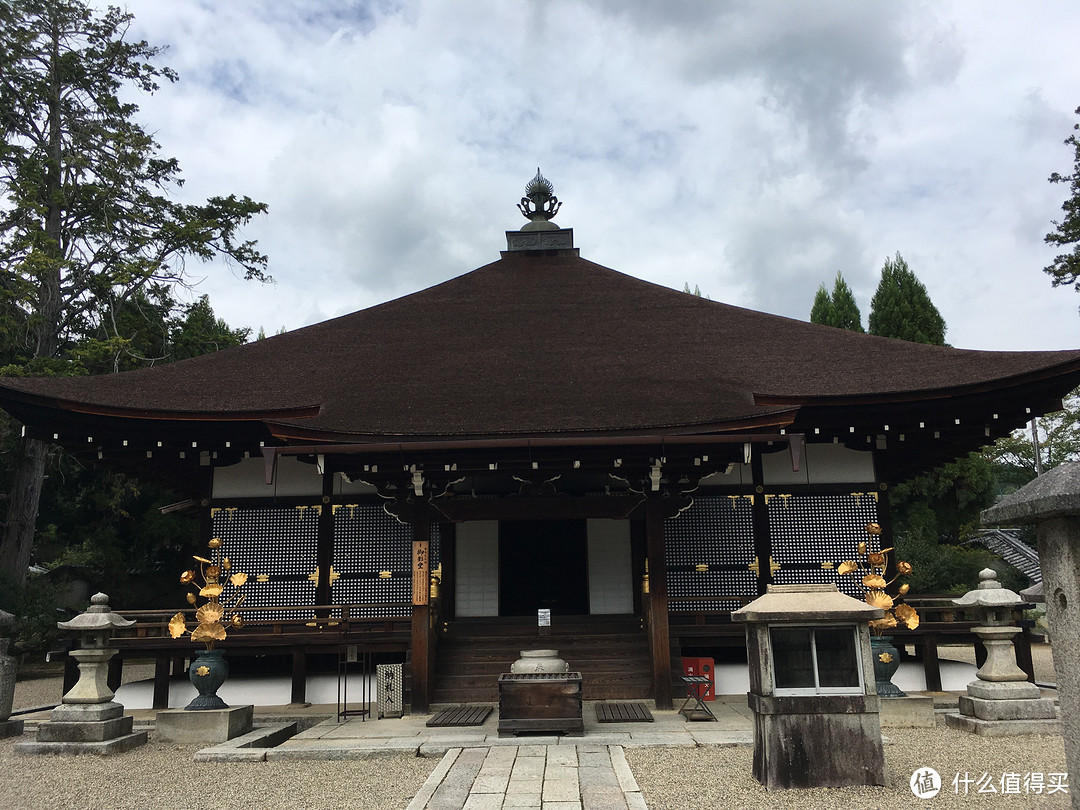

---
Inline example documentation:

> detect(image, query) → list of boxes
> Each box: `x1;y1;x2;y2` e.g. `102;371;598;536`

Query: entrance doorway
499;520;588;616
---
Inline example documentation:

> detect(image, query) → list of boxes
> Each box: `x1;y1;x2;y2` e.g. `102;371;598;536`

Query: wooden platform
595;702;654;723
426;706;493;728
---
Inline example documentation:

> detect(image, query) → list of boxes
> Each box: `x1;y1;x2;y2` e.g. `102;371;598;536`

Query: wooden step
432;617;653;703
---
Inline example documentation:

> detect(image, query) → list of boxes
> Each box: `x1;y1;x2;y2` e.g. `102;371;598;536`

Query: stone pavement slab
407;744;646;810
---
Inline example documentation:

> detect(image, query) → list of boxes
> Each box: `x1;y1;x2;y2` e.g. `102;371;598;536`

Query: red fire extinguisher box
682;656;716;701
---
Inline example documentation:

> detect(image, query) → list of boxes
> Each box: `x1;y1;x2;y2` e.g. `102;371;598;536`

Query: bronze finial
517;167;561;225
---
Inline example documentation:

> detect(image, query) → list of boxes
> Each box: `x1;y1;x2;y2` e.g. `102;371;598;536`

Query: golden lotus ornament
168;613;188;639
170;536;250;651
831;522;919;637
865;590;894;610
191;622;227;643
862;574;887;589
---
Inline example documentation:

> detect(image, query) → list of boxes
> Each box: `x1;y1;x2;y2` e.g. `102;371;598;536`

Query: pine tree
868;253;946;345
810;284;832;325
0;0;268;585
1044;106;1080;292
809;273;864;331
828;273;864;332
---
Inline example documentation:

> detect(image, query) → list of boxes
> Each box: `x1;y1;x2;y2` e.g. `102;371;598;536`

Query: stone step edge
193;722;299;762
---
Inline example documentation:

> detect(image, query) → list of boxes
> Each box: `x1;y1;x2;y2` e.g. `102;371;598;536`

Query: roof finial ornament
517;168;561;231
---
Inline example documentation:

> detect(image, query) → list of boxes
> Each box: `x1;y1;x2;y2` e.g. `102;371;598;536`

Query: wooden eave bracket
788;432;805;472
263;446;278;485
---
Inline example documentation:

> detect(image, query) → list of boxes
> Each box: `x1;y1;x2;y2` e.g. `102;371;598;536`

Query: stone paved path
406;744;645;810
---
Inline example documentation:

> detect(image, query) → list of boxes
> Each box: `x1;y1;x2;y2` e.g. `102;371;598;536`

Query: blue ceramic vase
186;649;229;710
870;636;906;697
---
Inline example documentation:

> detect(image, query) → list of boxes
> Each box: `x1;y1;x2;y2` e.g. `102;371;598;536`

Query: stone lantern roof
731;583;884;623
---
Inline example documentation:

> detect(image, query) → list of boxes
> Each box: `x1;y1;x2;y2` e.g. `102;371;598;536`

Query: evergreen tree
810;284;831;325
0;0;268;585
1044;106;1080;292
862;253;998;590
808;273;864;331
828;273;864;332
868;253;946;345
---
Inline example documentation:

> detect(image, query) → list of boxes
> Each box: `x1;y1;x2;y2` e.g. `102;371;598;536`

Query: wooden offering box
497;672;584;737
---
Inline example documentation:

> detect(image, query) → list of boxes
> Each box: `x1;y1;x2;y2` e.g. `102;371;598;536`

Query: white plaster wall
212;456;324;499
455;520;499;617
761;443;876;485
587;519;633;614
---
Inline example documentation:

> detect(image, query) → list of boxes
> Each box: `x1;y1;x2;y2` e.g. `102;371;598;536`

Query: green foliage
984;386;1080;494
893;531;1026;595
1044;106;1080;292
810;284;831;325
868;252;946;344
681;282;709;299
808;273;864;331
891;452;998;543
0;0;267;586
0;569;66;656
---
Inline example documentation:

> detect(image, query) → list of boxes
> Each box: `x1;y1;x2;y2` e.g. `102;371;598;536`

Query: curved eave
0;386;321;423
753;356;1080;408
261;409;801;446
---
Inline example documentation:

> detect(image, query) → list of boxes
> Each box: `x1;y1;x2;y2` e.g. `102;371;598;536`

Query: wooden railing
111;602;412;647
664;595;1038;692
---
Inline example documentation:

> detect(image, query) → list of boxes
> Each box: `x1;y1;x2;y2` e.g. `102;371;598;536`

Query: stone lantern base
945;681;1059;736
14;702;148;756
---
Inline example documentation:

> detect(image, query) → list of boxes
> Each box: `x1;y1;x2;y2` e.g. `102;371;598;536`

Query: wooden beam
645;496;673;709
435;496;644;523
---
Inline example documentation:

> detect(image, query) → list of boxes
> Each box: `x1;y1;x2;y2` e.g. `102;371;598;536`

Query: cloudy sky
114;0;1080;352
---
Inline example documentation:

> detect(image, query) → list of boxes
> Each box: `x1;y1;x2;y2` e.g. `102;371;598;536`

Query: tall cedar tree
867;253;997;589
868;252;947;345
809;272;864;331
0;0;268;585
1044;106;1080;292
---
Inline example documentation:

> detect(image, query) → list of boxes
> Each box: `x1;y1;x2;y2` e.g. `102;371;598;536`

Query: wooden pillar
291;650;308;704
920;634;942;692
153;654;171;710
749;450;772;595
411;516;432;713
645;496;673;710
315;474;335;611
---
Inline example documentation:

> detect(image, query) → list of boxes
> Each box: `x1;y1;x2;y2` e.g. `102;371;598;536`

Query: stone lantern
15;593;147;755
731;583;886;789
0;608;21;738
945;569;1058;735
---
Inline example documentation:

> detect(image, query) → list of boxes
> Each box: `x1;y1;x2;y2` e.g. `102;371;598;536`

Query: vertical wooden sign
412;539;430;606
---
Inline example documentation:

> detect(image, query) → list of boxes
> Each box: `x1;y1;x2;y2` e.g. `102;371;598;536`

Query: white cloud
109;0;1080;350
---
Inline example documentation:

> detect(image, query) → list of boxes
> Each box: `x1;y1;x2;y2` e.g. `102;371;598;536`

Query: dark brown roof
3;251;1080;443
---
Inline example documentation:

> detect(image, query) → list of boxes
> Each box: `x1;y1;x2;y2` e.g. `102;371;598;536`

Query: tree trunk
0;436;48;587
0;21;66;586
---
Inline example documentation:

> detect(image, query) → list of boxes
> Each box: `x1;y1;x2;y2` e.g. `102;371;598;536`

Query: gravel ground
626;729;1069;809
0;736;435;810
3;644;1067;809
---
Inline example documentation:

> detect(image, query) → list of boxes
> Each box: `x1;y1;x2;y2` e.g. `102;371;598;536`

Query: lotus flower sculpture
836;523;919;635
168;537;248;649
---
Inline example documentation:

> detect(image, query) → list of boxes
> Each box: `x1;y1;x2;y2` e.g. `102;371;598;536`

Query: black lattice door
766;492;879;598
210;506;320;619
332;504;441;618
664;495;757;611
